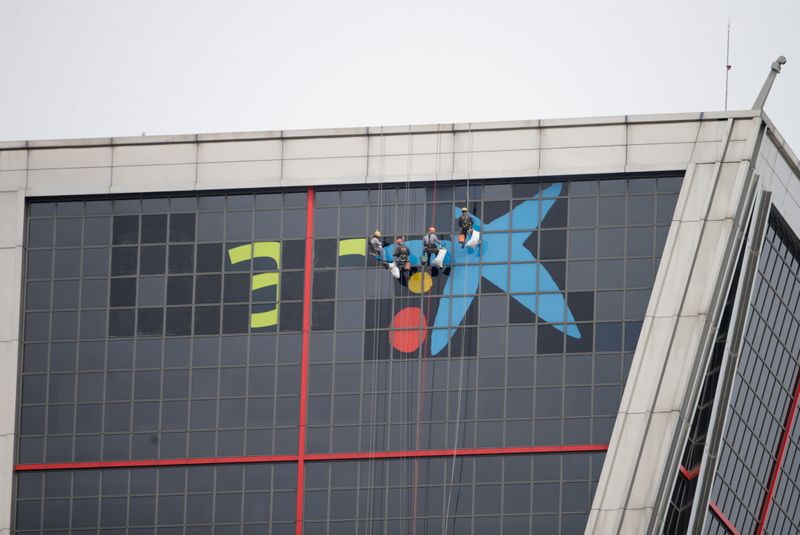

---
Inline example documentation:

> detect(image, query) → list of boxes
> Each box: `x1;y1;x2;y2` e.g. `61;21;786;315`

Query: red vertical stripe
755;365;800;535
708;501;741;535
295;187;314;535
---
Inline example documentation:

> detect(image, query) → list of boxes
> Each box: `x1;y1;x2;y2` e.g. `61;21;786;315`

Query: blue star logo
383;183;581;355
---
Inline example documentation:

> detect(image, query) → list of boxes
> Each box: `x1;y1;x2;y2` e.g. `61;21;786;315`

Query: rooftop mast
725;19;731;111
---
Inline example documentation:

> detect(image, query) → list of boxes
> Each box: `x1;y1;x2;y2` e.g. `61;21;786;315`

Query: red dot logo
388;307;428;353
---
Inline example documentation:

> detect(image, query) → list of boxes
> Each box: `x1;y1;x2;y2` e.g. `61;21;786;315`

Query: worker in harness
422;226;441;266
458;207;473;246
393;237;411;278
368;229;385;264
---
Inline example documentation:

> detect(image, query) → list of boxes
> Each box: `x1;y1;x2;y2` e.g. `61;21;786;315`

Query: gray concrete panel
586;116;766;534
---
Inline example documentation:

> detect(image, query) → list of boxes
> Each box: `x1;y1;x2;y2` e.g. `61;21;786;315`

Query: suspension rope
399;125;414;533
444;123;473;533
410;125;443;534
366;126;387;535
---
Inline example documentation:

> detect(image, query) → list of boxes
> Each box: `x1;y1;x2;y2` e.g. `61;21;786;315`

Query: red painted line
15;454;299;471
679;464;700;480
755;365;800;535
304;444;609;461
709;500;741;535
295;186;315;535
15;444;608;472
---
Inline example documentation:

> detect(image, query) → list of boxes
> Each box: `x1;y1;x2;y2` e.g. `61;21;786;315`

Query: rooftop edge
0;109;765;151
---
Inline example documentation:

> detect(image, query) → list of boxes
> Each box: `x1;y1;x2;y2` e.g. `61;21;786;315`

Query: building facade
1;111;799;534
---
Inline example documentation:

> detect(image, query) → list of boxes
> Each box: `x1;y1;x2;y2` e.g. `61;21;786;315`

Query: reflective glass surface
309;177;679;454
303;453;604;534
15;463;296;533
751;215;800;535
704;214;800;534
20;193;306;463
18;175;681;534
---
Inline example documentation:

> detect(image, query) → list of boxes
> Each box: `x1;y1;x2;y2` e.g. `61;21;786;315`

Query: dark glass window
139;245;166;274
110;278;136;307
111;247;138;276
84;217;111;245
141;214;167;243
113;215;139;245
137;308;163;336
224;273;250;303
168;244;194;273
283;240;305;269
27;250;53;279
109;309;135;337
55;218;82;246
196;243;222;272
226;211;253;241
223;305;249;334
167;276;193;305
82;248;109;277
169;213;196;242
52;280;79;309
28;218;54;248
194;306;220;335
54;249;81;277
195;274;221;303
165;307;192;336
197;212;224;241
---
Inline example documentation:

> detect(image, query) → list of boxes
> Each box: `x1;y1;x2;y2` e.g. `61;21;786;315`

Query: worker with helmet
422;226;441;265
393;237;411;277
368;229;391;269
369;229;384;258
458;207;474;246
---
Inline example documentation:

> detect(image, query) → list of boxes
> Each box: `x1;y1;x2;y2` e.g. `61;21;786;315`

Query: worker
422;226;441;265
393;237;411;277
368;230;384;258
458;207;473;245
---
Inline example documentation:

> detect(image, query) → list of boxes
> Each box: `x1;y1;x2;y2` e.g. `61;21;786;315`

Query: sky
1;0;798;152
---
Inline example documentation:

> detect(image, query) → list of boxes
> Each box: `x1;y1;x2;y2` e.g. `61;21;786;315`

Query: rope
375;126;386;232
411;125;443;534
366;126;386;535
443;123;473;533
400;125;414;533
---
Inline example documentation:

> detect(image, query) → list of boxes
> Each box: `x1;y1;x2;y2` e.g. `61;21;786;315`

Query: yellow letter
227;242;281;328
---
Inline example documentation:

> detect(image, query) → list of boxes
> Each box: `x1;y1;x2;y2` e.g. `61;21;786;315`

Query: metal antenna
725;18;731;110
752;56;787;110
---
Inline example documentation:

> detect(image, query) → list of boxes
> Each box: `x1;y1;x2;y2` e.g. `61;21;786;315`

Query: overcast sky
1;0;798;152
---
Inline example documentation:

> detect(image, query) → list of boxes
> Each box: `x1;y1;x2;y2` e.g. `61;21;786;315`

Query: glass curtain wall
16;174;680;534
